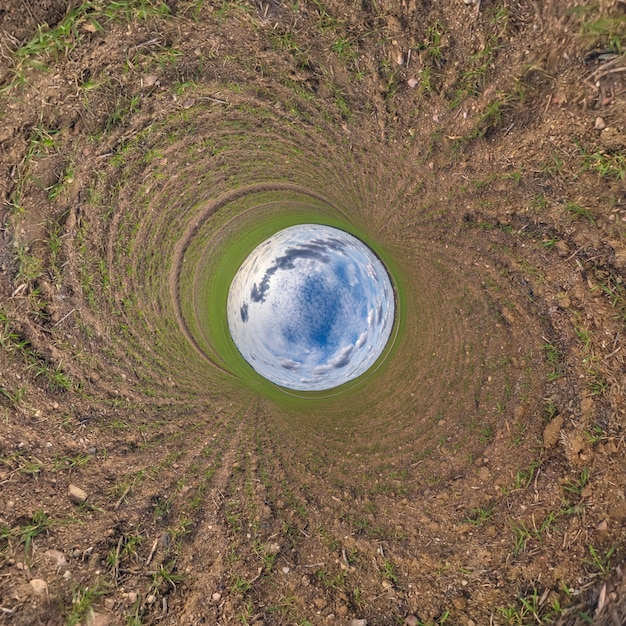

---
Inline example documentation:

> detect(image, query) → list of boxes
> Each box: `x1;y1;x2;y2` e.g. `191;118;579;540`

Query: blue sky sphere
227;225;395;391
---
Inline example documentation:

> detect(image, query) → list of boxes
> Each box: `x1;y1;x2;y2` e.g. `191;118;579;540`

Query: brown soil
1;1;625;625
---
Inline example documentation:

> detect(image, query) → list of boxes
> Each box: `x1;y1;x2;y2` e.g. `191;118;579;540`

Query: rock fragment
29;579;48;596
555;240;570;257
68;484;88;504
142;74;158;87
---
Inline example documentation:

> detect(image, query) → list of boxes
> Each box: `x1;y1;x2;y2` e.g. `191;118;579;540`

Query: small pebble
127;591;138;603
212;592;222;603
407;78;419;88
595;117;606;130
282;566;290;574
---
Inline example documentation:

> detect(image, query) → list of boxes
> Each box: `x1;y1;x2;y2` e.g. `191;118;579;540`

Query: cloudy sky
227;225;395;391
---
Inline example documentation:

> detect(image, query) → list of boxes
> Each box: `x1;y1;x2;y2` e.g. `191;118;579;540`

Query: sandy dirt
1;1;626;625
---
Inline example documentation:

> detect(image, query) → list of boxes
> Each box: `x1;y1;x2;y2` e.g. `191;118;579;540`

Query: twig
565;248;584;262
586;55;626;85
114;484;131;510
10;284;26;298
128;38;160;53
596;584;607;614
341;547;350;568
53;308;76;327
146;538;159;566
249;566;263;584
596;66;626;79
197;96;229;105
33;323;53;335
113;535;123;584
603;346;621;362
544;93;552;114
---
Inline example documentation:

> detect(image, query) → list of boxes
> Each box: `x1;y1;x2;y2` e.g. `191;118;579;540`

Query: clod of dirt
561;431;587;466
29;579;48;596
44;549;67;569
543;415;564;448
263;542;281;556
608;501;626;522
599;127;626;150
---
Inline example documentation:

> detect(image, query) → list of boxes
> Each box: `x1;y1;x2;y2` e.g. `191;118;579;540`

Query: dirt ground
1;1;626;625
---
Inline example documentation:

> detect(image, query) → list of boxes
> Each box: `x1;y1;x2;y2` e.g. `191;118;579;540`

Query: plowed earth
1;1;626;626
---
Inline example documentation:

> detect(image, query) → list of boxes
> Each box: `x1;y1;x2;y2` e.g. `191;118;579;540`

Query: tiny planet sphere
227;224;395;391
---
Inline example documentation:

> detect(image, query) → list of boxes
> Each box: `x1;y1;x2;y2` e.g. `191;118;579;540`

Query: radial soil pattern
0;1;626;625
